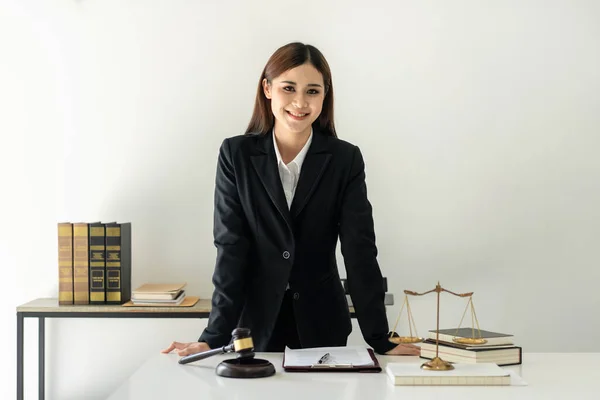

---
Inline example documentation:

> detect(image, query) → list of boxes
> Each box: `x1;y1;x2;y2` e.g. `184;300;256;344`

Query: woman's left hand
385;343;421;356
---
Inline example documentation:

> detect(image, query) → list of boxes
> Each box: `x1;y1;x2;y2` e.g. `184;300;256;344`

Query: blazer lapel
250;133;293;230
290;132;332;218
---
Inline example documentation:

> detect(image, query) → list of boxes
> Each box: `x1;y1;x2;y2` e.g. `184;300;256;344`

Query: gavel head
231;328;255;359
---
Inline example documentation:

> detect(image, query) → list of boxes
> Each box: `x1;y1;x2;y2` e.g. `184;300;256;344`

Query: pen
317;352;330;364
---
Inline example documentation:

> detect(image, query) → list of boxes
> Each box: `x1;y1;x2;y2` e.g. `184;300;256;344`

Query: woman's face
263;63;325;136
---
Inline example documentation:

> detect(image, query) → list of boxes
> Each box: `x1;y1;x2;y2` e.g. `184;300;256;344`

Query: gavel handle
178;344;234;365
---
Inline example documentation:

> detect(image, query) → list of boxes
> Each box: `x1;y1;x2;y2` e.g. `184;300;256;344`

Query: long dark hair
245;42;336;137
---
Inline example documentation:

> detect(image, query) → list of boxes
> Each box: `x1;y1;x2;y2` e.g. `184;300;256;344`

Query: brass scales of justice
388;282;487;371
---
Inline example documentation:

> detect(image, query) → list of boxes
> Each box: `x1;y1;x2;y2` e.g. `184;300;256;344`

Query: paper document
386;362;512;386
283;346;374;367
387;362;509;377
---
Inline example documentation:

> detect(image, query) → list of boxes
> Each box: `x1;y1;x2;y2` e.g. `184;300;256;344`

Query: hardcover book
57;223;74;305
72;223;90;305
420;339;522;366
428;328;514;346
105;222;132;304
132;283;186;298
89;222;106;304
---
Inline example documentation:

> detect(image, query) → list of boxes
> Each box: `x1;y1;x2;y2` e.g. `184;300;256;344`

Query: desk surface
16;298;357;315
16;298;213;314
107;352;600;400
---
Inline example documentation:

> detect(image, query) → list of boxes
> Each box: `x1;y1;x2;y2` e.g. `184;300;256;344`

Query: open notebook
283;346;381;372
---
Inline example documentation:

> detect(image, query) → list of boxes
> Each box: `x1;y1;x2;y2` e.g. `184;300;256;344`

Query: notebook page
284;346;374;367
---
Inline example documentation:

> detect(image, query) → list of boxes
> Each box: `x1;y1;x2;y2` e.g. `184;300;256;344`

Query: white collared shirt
273;129;313;209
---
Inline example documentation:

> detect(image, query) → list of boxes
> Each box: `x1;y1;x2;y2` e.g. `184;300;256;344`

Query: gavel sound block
178;328;276;378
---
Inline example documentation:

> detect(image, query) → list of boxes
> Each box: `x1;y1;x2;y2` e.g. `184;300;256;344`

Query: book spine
72;223;90;305
89;223;106;304
104;223;120;304
105;223;131;304
120;223;132;304
57;223;74;305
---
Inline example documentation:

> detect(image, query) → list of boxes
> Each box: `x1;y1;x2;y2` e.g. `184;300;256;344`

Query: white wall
1;0;599;398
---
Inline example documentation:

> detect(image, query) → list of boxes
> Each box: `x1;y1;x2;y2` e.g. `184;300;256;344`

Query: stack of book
420;328;522;366
57;221;131;305
130;283;187;306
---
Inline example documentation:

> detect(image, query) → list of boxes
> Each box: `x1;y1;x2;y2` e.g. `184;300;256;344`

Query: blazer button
282;251;290;259
293;292;300;300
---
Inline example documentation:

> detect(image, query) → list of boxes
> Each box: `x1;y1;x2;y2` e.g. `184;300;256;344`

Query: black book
88;223;106;304
428;328;514;346
105;222;132;304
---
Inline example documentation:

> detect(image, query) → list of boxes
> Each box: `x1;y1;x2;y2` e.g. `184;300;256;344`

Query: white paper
386;363;528;386
386;362;509;377
283;346;374;367
508;371;528;386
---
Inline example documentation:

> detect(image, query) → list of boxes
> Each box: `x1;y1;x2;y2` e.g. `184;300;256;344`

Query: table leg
39;317;45;400
17;312;23;400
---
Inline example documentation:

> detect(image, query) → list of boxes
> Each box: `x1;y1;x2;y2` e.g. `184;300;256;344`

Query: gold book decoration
389;282;487;371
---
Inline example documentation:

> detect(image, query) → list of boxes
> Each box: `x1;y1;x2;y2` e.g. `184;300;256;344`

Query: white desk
107;353;599;400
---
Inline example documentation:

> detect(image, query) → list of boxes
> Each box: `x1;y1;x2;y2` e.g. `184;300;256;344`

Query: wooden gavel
178;328;255;365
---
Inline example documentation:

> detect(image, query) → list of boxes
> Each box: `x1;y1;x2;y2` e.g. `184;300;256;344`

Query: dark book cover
105;222;131;304
429;328;513;339
89;222;106;304
423;338;518;351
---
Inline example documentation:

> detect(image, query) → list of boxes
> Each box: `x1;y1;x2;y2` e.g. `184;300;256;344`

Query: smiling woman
262;63;324;148
246;42;336;138
163;42;420;360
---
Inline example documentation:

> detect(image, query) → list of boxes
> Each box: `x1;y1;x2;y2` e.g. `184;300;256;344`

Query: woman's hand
161;341;211;356
385;343;421;356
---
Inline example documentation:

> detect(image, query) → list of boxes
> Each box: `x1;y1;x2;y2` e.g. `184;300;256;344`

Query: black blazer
199;129;395;354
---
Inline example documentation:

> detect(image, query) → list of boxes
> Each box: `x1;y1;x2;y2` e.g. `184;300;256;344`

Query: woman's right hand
161;341;211;356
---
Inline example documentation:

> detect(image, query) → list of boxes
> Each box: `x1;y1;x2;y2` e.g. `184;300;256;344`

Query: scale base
421;356;454;371
216;358;276;378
